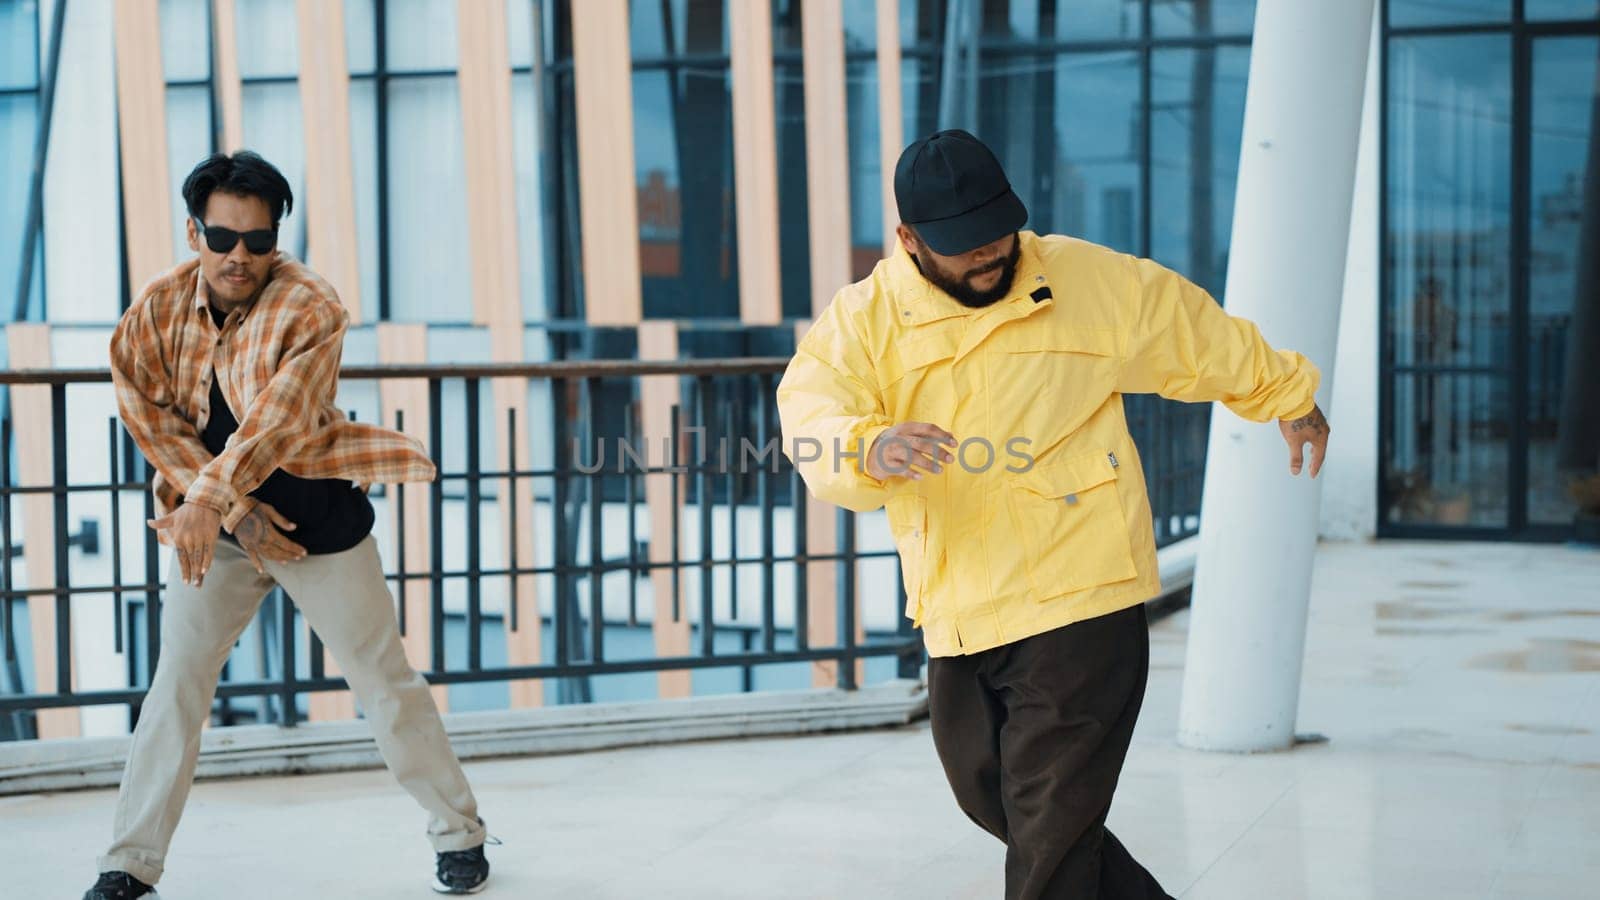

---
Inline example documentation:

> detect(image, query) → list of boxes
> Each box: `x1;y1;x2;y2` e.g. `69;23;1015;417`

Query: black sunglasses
193;217;278;255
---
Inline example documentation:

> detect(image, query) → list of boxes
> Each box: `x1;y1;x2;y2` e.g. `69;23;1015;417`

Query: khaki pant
98;535;484;885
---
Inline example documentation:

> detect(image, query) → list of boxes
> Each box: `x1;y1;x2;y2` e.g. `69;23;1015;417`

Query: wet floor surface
4;540;1597;899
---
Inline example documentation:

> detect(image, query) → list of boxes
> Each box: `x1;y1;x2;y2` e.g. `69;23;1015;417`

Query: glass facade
1381;3;1600;537
1;0;41;325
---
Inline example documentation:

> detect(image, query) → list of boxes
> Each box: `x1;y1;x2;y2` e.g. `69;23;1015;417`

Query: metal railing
0;359;1207;740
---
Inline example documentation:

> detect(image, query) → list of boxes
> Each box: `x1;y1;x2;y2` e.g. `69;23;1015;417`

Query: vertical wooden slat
296;0;363;322
377;324;449;710
300;0;362;723
802;0;853;316
457;0;525;328
455;0;543;703
730;0;782;325
639;322;692;698
210;0;245;152
572;0;643;325
793;321;865;687
490;326;543;707
875;0;904;259
114;0;175;293
6;326;79;738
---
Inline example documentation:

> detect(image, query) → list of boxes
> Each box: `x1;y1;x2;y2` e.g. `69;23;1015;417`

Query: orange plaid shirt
109;253;436;532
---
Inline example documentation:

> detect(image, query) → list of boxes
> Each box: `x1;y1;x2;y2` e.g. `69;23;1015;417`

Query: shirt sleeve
185;289;347;531
1114;255;1320;422
109;299;258;524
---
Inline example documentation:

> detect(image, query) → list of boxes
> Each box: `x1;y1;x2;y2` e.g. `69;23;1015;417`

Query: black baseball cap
894;129;1027;256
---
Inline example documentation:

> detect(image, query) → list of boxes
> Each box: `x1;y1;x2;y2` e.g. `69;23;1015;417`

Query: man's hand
1278;404;1330;478
148;504;223;587
232;501;306;574
867;423;957;482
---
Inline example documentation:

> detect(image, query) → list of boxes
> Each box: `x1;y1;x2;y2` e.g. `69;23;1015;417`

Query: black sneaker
83;871;156;899
432;844;490;895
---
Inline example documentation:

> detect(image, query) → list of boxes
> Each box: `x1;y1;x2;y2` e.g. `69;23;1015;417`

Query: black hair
181;151;294;227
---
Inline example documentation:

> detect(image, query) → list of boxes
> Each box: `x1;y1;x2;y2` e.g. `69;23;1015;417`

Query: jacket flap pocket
1004;326;1119;358
884;329;958;383
1015;451;1119;499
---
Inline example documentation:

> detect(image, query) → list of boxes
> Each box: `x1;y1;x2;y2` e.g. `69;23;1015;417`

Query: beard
912;237;1021;309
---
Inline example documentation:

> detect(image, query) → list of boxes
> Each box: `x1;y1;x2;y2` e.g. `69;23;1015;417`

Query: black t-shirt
200;304;374;555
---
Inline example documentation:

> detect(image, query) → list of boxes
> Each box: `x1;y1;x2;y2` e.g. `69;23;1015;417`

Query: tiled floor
4;541;1597;899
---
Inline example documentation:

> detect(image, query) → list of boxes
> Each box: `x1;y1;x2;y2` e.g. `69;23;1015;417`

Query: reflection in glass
0;94;41;319
1524;0;1598;20
1150;45;1250;298
632;0;736;319
1533;38;1600;525
1387;36;1512;371
1387;374;1510;528
0;0;38;91
1389;0;1509;27
1152;0;1256;37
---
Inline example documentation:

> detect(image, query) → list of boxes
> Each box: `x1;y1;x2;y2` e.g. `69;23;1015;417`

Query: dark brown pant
928;604;1173;900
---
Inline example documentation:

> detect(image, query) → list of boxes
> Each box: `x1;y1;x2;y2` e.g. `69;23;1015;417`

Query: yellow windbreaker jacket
776;232;1319;657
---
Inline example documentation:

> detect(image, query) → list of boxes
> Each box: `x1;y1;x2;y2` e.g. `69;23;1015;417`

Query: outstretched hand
232;500;306;574
1278;405;1330;478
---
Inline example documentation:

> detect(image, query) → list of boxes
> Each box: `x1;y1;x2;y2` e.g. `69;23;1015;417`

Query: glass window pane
386;0;458;71
160;0;210;82
1058;0;1142;41
507;0;535;68
241;82;307;260
979;51;1140;253
1527;0;1600;19
1389;0;1509;27
1386;373;1510;528
345;0;377;75
844;0;876;49
1386;36;1512;370
1529;37;1600;525
1;0;38;90
349;78;380;318
634;62;738;319
848;58;882;278
511;75;546;320
1;93;42;320
236;0;299;78
1152;0;1257;37
1151;45;1251;299
776;58;810;317
166;85;213;254
386;77;470;321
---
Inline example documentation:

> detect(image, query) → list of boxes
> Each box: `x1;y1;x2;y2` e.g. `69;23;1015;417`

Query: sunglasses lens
203;227;239;254
242;231;277;255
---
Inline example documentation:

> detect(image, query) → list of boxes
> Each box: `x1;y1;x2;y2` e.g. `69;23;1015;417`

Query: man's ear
895;224;918;253
185;216;200;254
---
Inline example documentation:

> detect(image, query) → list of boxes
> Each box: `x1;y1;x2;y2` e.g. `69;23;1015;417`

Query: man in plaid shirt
86;152;492;898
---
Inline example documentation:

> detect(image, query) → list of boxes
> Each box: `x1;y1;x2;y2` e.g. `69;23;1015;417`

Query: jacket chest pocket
993;326;1120;419
886;494;929;625
881;327;958;422
1009;450;1138;601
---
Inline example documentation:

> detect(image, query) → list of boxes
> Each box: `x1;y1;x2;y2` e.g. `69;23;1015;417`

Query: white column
1320;20;1382;542
1177;0;1376;753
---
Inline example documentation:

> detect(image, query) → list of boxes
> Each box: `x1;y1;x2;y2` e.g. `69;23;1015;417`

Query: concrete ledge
0;679;929;796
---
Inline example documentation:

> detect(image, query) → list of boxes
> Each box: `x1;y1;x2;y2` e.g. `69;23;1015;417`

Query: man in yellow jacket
777;130;1329;899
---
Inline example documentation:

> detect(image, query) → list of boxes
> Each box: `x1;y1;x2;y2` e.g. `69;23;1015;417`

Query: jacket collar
888;231;1052;328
